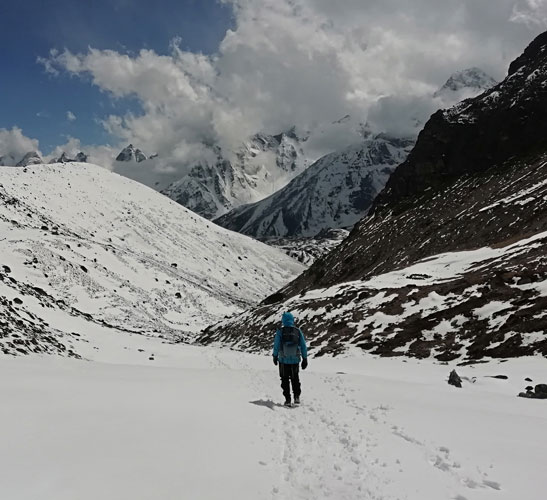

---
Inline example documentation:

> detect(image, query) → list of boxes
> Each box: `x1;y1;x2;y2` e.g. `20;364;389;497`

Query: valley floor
1;333;546;500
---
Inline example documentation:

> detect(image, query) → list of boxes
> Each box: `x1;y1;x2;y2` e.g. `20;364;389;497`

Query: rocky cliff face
115;144;147;163
374;34;547;212
197;31;547;361
15;152;43;167
214;135;413;237
161;131;308;219
49;152;88;164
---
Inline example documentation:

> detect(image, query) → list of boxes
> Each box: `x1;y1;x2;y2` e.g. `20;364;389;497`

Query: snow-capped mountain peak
433;67;497;99
15;151;43;167
214;134;414;238
161;130;309;220
116;144;147;163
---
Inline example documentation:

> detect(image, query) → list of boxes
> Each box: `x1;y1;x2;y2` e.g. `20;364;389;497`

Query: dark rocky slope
198;31;547;361
278;30;547;297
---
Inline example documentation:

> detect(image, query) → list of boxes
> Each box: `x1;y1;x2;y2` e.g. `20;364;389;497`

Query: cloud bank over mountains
8;0;547;184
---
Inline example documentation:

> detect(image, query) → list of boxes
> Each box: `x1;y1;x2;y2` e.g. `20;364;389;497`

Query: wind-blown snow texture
215;136;413;238
0;163;304;356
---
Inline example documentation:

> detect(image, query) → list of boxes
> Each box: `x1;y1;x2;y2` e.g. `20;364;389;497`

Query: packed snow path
1;338;545;499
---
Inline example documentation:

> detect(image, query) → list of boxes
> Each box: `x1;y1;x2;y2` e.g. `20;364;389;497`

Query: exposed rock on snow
0;163;304;357
215;135;413;238
448;370;463;388
519;384;547;399
262;228;349;265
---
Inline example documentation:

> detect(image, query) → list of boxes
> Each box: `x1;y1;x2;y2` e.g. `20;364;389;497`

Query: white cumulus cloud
67;111;77;121
0;127;41;164
511;0;547;27
39;0;545;185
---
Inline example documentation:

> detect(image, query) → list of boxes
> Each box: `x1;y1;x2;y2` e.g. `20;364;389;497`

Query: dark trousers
279;363;301;401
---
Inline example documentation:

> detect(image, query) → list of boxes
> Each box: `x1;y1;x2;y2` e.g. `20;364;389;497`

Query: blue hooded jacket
272;312;308;364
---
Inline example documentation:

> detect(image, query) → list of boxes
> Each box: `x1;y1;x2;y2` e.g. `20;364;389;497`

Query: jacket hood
281;311;295;327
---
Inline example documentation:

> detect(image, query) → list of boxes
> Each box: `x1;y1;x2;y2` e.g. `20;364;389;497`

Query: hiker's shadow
249;399;285;410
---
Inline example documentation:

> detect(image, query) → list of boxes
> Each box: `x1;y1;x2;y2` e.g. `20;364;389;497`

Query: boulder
448;369;462;388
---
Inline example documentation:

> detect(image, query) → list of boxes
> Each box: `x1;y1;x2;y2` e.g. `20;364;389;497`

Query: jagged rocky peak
116;144;147;163
15;151;43;167
162;128;308;220
49;151;88;164
433;67;497;98
243;128;305;173
214;134;414;238
373;32;547;212
75;152;88;162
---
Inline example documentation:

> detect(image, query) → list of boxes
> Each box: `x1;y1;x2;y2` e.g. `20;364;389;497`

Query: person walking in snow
272;312;308;407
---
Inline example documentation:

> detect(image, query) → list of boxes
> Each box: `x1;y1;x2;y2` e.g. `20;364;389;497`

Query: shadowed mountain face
198;31;547;361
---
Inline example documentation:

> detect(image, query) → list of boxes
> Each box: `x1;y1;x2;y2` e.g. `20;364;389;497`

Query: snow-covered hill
161;131;308;219
0;162;305;357
215;135;413;238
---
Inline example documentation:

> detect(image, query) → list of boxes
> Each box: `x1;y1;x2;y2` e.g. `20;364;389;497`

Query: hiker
272;311;308;406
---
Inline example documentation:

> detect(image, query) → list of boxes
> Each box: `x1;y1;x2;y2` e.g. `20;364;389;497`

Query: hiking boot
294;396;300;405
284;399;292;407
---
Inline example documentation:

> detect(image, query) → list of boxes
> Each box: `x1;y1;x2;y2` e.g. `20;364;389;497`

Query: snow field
2;339;546;500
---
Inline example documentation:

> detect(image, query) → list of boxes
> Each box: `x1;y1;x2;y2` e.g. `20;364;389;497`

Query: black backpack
280;326;300;357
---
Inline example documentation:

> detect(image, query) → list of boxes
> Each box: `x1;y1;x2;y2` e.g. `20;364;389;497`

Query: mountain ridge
197;30;547;361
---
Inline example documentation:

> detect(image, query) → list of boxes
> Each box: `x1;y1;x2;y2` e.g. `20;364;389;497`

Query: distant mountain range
433;67;497;101
0;67;497;240
214;134;414;237
160;130;308;220
213;68;496;238
0;151;88;167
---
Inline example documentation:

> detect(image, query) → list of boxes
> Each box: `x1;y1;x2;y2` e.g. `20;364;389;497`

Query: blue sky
0;0;232;153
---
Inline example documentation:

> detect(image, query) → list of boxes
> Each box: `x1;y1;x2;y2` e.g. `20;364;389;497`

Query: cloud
67;111;77;121
0;127;41;163
36;111;50;118
511;0;547;27
39;0;546;185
